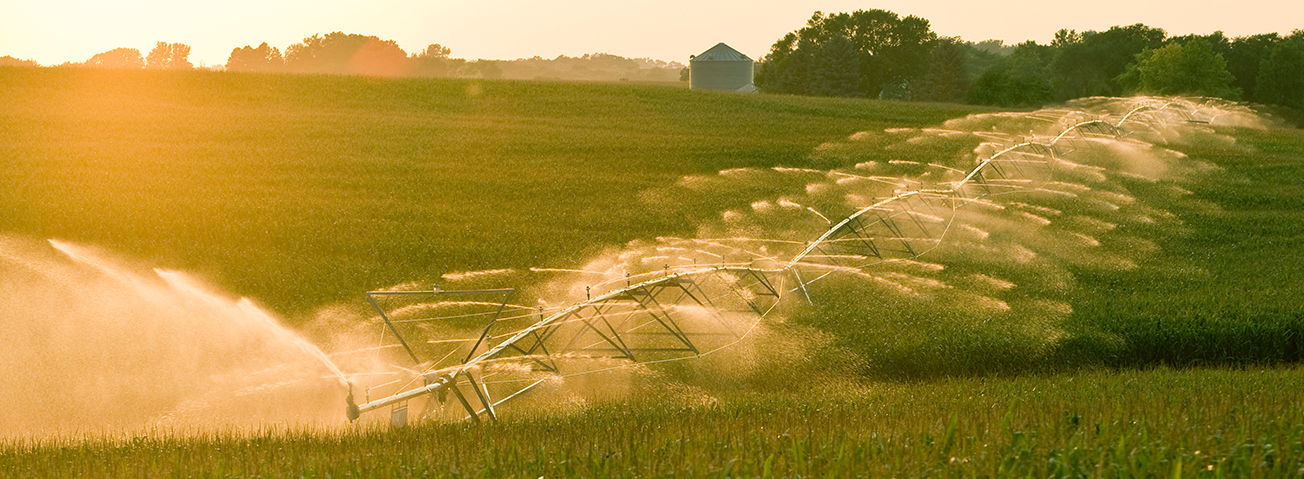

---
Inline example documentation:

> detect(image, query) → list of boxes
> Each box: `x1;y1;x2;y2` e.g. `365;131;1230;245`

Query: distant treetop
146;42;193;70
0;56;40;67
85;48;144;69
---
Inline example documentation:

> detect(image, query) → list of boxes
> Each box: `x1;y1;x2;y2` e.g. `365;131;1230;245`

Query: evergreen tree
779;38;818;95
916;39;969;102
810;34;863;97
756;33;797;93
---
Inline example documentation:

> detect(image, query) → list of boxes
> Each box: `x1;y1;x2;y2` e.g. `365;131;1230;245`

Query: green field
3;67;1304;477
0;67;987;315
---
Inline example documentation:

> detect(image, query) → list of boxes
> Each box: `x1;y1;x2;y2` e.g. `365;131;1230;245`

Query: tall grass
3;366;1302;477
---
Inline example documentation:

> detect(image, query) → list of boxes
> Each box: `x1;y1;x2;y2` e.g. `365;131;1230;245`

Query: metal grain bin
690;43;754;92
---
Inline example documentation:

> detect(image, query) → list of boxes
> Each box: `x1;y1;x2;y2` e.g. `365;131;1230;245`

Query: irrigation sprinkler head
427;374;453;402
346;386;361;422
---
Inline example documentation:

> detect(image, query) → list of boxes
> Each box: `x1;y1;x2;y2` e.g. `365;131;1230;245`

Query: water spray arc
348;264;790;423
784;101;1198;274
345;98;1232;424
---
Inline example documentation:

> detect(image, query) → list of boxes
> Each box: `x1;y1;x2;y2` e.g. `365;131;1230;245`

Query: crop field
0;67;985;315
3;67;1304;477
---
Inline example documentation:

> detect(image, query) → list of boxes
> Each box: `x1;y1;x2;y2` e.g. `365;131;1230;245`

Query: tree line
20;32;683;82
7;18;1299;113
10;42;197;70
757;10;1304;114
227;33;684;81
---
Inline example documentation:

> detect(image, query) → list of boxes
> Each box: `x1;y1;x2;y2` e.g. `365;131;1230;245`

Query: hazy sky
3;0;1301;67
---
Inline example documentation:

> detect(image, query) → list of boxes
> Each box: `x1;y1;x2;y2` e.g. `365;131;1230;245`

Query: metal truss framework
346;99;1222;424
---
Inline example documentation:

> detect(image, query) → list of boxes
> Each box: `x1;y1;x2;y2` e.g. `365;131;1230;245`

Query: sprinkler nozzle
345;385;361;422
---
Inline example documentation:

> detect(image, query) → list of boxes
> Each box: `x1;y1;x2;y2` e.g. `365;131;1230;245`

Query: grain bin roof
692;43;752;62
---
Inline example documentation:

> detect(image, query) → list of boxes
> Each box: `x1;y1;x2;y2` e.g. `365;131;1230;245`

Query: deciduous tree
756;9;936;97
1256;31;1304;110
1051;24;1165;99
967;41;1054;107
1117;37;1238;98
226;42;283;72
86;48;143;69
146;42;192;70
285;32;412;76
411;44;458;77
1225;33;1279;102
0;56;39;67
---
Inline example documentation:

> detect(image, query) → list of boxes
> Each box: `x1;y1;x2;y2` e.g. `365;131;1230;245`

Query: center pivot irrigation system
344;99;1221;425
